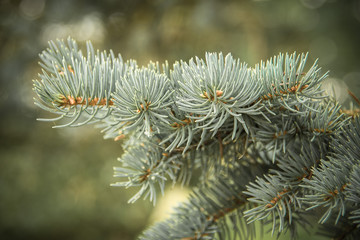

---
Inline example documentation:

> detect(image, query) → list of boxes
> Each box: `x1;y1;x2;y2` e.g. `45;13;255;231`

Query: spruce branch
140;161;268;240
111;67;174;137
33;37;134;127
172;52;263;138
111;142;181;205
302;159;349;224
255;52;327;114
32;38;360;239
347;164;360;227
244;174;300;236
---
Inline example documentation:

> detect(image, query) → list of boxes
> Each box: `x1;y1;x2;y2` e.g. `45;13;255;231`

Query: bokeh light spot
300;0;327;9
322;78;349;104
309;37;338;66
19;0;45;20
40;12;105;44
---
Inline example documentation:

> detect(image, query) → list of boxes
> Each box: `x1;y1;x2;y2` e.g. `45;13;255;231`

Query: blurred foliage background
0;0;360;239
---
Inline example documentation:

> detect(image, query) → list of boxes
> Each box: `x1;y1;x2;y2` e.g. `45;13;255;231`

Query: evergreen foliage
33;38;360;239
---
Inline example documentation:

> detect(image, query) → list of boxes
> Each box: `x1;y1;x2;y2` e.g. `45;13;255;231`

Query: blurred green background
1;0;360;239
